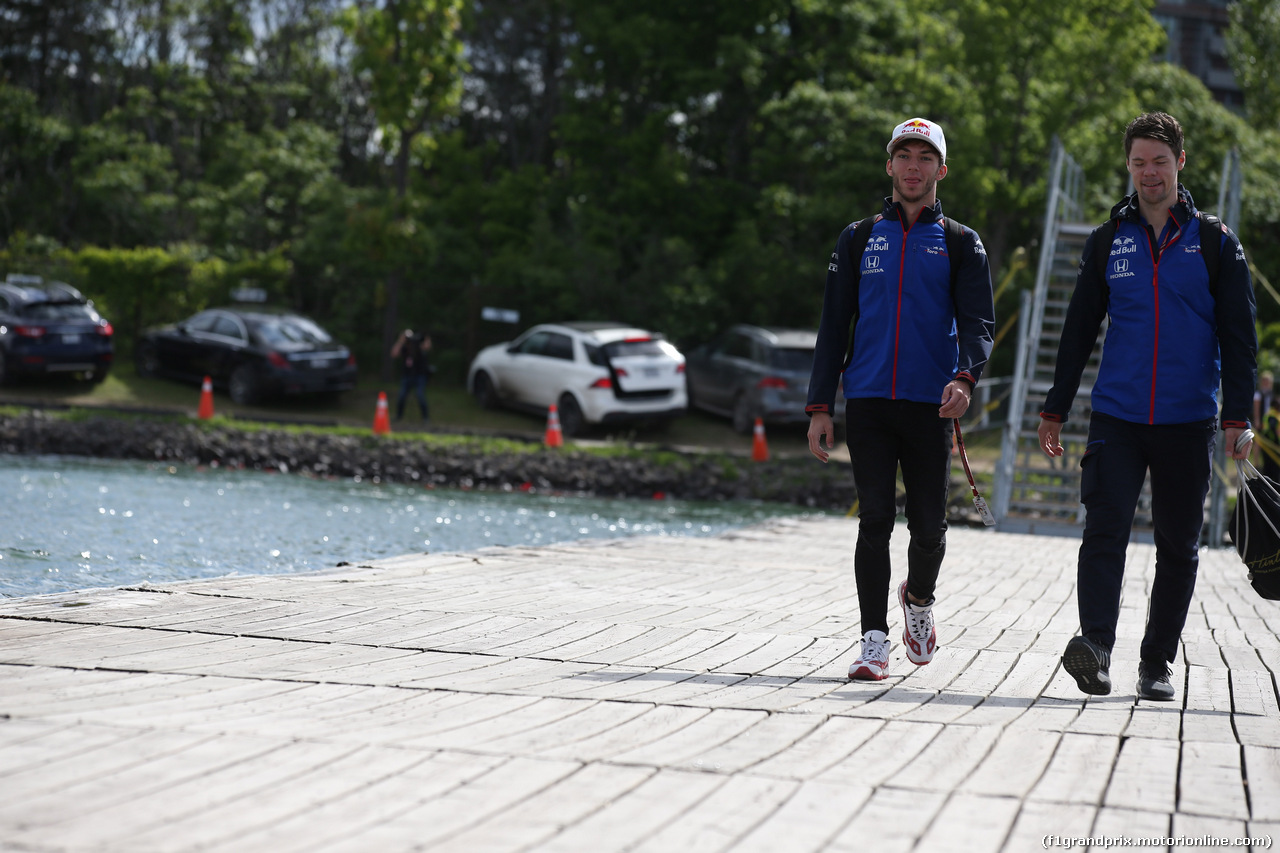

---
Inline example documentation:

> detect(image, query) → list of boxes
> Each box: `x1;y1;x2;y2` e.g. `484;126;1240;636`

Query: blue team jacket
806;198;995;413
1041;187;1257;428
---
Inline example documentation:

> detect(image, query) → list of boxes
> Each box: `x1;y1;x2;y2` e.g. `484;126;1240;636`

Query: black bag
1229;455;1280;600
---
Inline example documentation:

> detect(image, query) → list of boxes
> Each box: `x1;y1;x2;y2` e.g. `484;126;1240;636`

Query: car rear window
603;339;665;359
769;347;815;371
19;302;95;321
252;317;333;345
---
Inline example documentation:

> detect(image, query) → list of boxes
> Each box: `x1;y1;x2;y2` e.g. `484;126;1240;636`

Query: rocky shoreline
0;410;985;521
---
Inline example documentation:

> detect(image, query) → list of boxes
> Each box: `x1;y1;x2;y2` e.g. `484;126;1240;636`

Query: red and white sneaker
848;630;891;680
899;580;936;665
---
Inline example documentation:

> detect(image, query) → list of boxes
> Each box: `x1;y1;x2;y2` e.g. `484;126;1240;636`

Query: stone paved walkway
1;518;1278;852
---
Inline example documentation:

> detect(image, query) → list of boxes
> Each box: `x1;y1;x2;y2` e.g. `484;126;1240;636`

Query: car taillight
614;367;629;378
97;322;113;336
591;377;612;389
676;363;685;373
347;354;357;367
267;351;291;369
16;325;45;338
758;376;788;389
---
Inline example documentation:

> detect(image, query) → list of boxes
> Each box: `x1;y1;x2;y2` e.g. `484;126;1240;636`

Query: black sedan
136;307;358;404
0;277;114;384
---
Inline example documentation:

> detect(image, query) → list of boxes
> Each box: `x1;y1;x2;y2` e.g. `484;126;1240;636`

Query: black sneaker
1136;660;1175;701
1062;635;1112;695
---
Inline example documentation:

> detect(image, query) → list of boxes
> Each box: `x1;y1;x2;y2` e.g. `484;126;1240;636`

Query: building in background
1153;0;1244;111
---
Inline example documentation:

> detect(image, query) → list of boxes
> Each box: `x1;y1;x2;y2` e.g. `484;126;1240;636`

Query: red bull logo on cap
887;117;946;160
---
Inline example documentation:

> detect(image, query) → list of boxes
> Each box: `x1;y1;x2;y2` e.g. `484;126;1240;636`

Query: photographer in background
391;328;433;422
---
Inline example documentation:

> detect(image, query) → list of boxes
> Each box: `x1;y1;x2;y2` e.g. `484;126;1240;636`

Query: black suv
135;305;358;404
0;275;114;384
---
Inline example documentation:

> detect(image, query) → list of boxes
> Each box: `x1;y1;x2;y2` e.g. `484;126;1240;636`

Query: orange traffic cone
751;417;769;462
373;392;391;435
544;404;564;448
197;375;215;420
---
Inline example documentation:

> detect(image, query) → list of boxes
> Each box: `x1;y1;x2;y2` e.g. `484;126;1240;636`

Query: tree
342;0;467;378
1227;0;1280;127
1224;0;1280;325
920;0;1167;276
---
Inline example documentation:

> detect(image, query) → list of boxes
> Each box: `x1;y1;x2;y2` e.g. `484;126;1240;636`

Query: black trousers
1076;412;1216;664
845;397;953;635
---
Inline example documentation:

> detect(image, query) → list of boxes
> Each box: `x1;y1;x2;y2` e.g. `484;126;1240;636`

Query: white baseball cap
887;117;946;162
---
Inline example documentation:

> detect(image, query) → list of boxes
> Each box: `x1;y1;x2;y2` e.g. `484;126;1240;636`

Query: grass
0;359;817;456
0;358;1008;477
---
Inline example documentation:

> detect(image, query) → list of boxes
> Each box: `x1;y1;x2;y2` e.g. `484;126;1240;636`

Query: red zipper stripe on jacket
891;209;926;399
1145;211;1183;424
892;230;906;399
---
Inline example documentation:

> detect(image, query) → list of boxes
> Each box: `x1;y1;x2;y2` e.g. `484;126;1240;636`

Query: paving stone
0;519;1274;852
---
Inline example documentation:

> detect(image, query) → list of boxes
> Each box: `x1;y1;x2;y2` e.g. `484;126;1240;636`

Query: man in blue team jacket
1039;112;1257;701
806;117;995;681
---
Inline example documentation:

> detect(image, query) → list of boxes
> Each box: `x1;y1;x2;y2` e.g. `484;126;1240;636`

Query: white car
467;322;687;436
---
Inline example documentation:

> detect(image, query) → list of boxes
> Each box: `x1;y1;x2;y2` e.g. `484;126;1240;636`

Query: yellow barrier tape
1251;260;1280;308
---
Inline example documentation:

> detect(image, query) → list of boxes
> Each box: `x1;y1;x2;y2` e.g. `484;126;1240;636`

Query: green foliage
72;245;194;351
0;0;1273;380
72;119;179;247
1222;2;1280;329
1228;0;1280;127
342;0;467;154
0;233;77;286
0;84;74;240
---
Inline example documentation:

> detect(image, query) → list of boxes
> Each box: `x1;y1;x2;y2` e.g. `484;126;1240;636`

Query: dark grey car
0;276;114;385
685;325;839;433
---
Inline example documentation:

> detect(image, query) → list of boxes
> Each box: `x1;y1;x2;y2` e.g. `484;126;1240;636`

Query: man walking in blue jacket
1039;112;1257;701
807;117;995;680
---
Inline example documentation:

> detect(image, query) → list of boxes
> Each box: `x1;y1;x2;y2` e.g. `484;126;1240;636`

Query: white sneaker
899;580;936;665
848;630;891;680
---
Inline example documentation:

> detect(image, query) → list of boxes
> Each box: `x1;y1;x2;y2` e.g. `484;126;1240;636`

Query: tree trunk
381;129;414;381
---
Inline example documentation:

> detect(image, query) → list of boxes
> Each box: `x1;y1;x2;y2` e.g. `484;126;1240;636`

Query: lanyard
953;418;996;526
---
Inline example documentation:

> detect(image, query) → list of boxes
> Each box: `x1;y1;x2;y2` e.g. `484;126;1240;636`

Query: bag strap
1092;218;1120;285
942;216;965;293
842;214;882;369
1234;429;1280;562
847;214;881;262
1198;211;1223;298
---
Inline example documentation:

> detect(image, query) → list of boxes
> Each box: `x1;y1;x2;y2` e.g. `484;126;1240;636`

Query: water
1;454;820;598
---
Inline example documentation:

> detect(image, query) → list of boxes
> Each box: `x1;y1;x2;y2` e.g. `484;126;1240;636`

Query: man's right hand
1038;418;1064;458
808;413;835;463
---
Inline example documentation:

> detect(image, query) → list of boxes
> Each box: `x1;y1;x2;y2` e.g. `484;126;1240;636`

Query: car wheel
0;349;8;386
472;371;498;409
558;393;585;438
229;364;260;405
136;344;160;378
732;393;756;435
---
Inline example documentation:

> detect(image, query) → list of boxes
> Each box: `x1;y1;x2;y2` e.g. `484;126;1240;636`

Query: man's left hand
1227;426;1252;460
939;380;971;419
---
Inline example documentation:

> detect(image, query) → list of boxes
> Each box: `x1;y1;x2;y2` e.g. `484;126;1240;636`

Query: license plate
310;359;329;369
643;367;659;377
63;334;80;344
